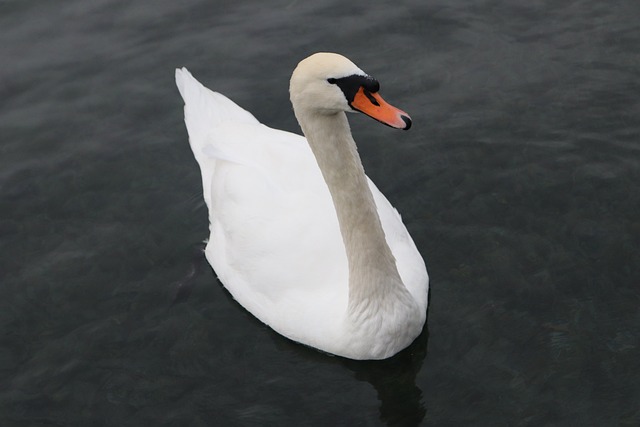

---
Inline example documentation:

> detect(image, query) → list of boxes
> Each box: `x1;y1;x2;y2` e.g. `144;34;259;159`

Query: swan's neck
295;110;406;314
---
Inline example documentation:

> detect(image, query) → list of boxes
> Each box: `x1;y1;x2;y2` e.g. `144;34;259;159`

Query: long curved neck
295;109;405;312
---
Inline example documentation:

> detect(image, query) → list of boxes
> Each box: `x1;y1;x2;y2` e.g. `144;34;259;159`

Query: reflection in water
266;301;430;426
345;328;429;426
175;235;430;426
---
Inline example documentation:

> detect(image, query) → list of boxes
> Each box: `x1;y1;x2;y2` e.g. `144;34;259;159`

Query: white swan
175;52;428;360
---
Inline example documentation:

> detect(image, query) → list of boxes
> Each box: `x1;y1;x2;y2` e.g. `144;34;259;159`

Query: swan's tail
175;68;263;212
175;67;259;143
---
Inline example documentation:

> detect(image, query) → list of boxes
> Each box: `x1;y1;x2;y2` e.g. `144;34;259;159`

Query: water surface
1;1;639;425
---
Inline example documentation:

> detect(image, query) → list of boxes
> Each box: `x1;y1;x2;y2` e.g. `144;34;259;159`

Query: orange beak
350;87;412;130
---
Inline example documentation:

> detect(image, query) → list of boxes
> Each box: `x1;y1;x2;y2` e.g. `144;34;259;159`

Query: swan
175;52;428;360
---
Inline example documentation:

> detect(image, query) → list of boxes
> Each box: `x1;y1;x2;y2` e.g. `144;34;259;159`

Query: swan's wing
176;67;260;208
368;181;429;310
203;124;348;294
176;68;349;331
201;124;352;346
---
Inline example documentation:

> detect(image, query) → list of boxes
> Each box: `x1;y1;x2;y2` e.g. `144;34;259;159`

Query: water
1;1;638;425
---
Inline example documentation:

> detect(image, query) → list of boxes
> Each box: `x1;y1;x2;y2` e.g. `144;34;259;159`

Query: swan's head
290;52;411;130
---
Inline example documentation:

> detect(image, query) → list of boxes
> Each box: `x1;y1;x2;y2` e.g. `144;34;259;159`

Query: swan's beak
350;87;412;130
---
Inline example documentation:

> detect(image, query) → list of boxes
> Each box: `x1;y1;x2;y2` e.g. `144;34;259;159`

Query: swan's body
176;53;428;360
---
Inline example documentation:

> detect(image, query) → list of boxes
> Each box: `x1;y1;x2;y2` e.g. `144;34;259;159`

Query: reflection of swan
175;52;428;360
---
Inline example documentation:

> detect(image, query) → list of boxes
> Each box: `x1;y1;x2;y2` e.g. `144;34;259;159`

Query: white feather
175;54;428;360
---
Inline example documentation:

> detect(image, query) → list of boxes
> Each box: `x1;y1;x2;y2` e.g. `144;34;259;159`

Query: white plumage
176;53;428;359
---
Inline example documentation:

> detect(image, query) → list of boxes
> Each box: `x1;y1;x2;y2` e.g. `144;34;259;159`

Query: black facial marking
327;74;380;106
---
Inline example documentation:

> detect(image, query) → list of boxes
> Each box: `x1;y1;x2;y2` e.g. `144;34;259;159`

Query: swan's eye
327;78;337;84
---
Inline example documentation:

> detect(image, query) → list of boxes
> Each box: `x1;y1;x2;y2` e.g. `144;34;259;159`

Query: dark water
1;1;639;425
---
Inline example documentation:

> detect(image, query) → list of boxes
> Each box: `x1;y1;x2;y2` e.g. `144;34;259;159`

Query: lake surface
1;1;639;425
